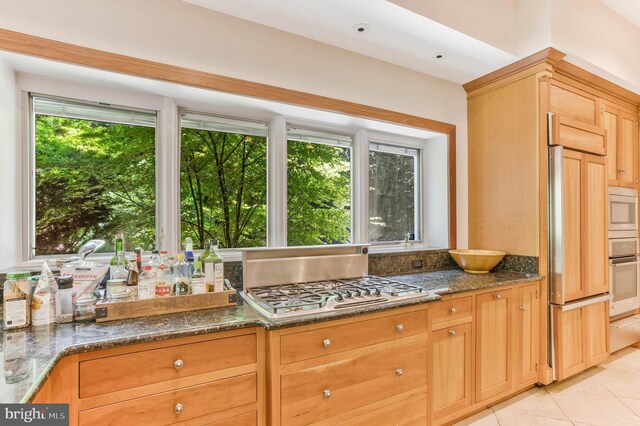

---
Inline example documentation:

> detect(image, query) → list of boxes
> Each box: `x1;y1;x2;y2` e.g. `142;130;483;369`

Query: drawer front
281;341;427;426
550;82;599;125
430;296;472;329
280;309;428;364
80;334;257;398
338;393;427;426
553;115;606;156
203;411;257;426
78;373;257;426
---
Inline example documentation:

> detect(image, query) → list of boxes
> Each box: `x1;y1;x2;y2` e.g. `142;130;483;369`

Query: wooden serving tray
94;290;237;322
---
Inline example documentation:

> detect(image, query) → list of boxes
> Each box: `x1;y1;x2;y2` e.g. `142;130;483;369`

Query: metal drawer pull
323;339;332;348
174;403;184;414
174;359;184;370
495;294;502;299
323;389;332;399
520;306;526;311
395;368;404;377
449;330;456;336
396;324;404;332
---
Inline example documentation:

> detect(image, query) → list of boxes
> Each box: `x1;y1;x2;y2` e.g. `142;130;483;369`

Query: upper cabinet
604;103;639;188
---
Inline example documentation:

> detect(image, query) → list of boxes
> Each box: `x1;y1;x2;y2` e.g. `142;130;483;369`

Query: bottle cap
152;249;159;254
134;247;142;253
142;265;152;271
210;239;219;246
176;253;185;261
160;250;168;254
6;271;31;279
56;275;74;289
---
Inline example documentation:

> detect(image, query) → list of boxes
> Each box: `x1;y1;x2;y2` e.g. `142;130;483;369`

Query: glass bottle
202;239;224;292
55;276;76;323
191;261;206;295
111;251;128;280
155;259;172;298
147;249;160;272
109;233;127;279
172;254;190;296
138;265;156;300
126;255;139;300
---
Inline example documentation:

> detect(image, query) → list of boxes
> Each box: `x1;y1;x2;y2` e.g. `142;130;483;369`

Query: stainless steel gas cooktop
239;246;427;319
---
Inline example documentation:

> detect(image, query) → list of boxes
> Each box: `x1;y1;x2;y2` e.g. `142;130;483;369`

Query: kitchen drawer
430;296;473;329
281;341;427;425
335;393;427;426
280;309;428;365
201;411;257;426
551;114;606;156
79;334;257;398
78;373;257;426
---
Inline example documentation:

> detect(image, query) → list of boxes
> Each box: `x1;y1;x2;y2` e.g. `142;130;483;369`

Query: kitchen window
369;142;420;243
30;95;157;256
286;128;352;246
179;112;268;249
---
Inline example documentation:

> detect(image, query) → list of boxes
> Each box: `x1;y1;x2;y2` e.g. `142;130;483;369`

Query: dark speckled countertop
0;268;541;404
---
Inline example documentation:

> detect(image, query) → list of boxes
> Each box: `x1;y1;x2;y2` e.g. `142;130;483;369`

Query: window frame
19;77;448;266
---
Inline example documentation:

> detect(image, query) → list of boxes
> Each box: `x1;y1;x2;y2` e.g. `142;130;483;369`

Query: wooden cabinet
553;298;610;380
554;149;608;303
32;328;265;426
604;103;638;187
267;306;429;426
550;80;601;126
515;284;540;386
429;322;473;422
475;288;514;402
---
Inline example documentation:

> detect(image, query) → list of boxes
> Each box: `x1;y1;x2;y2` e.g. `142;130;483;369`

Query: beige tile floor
456;346;640;426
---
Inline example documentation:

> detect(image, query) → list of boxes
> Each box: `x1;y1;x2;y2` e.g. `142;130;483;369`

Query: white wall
0;0;470;249
0;58;19;269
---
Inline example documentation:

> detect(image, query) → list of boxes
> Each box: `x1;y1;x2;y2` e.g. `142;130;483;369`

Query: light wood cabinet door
561;149;584;301
475;289;514;402
584;154;608;297
604;104;638;188
516;284;540;386
430;323;473;422
617;111;638;188
585;300;610;367
550;81;600;126
553;306;586;381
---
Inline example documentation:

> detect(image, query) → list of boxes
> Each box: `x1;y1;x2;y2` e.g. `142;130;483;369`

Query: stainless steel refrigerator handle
558;294;613;312
547;112;554;146
549;142;565;305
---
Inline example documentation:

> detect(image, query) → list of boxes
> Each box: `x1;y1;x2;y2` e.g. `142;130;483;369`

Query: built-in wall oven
609;237;640;316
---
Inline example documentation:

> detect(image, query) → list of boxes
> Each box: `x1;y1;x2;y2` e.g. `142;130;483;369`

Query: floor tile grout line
611;393;640;419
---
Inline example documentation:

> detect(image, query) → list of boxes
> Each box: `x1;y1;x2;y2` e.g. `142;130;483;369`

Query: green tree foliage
369;150;416;242
287;141;351;246
35;115;155;254
180;129;268;249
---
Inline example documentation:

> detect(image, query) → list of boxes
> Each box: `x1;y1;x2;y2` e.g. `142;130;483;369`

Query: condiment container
74;296;96;322
55;276;76;323
106;279;127;300
3;271;32;330
138;265;155;300
110;291;130;302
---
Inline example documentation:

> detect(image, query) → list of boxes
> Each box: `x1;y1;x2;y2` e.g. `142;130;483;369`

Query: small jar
106;279;127;300
55;276;76;323
74;296;96;322
110;291;130;303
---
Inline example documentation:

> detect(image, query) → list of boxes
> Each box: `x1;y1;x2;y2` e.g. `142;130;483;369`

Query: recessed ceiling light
353;23;371;34
434;52;448;60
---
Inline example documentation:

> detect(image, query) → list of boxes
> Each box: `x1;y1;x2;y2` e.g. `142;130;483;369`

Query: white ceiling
183;0;517;84
601;0;640;28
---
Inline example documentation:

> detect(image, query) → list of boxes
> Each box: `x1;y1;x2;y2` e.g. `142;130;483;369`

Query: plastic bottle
191;261;206;295
155;256;172;298
138;265;156;300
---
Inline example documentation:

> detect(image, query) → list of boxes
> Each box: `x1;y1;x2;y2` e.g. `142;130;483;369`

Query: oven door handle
610;257;640;266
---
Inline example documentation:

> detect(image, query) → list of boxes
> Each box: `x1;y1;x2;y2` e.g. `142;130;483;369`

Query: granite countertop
0;268;541;404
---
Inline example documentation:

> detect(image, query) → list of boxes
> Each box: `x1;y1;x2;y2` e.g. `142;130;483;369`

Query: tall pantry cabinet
464;48;640;382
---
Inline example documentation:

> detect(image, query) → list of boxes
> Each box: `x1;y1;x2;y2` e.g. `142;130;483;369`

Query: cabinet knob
323;389;332;399
520;306;526;311
323;339;332;348
449;307;457;314
395;324;404;332
174;359;184;370
449;329;456;337
395;368;404;377
495;294;502;300
174;403;184;414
